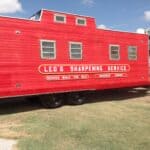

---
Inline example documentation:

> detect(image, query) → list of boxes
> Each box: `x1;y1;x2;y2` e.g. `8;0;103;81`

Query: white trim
69;42;83;60
76;17;87;26
109;44;120;60
54;13;66;24
40;40;56;60
39;10;44;21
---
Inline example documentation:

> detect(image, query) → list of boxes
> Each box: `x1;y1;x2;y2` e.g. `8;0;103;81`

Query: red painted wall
0;10;149;98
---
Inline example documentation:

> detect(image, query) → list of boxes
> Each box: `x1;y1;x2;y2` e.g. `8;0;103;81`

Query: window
70;42;82;59
41;40;56;59
110;45;120;60
76;17;86;26
54;14;66;23
128;46;137;60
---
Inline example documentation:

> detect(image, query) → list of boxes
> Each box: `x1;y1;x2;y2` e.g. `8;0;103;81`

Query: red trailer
0;9;150;107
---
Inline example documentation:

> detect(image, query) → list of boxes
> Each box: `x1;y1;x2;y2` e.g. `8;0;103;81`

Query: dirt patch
0;138;17;150
0;121;27;139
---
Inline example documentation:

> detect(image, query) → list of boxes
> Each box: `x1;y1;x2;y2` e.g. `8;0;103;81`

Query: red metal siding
0;10;149;98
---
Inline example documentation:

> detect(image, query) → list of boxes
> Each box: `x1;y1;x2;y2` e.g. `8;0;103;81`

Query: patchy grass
0;88;150;150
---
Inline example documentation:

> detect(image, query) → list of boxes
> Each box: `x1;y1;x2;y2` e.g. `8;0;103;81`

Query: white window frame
128;46;137;60
69;42;83;60
40;40;56;60
54;14;66;23
76;17;87;26
109;45;120;60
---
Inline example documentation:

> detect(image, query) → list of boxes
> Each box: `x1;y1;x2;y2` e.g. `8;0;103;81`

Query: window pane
56;16;65;22
70;43;82;59
111;46;118;51
111;50;118;55
111;53;119;59
43;47;54;53
129;55;136;59
77;19;86;25
71;44;81;49
49;53;55;58
43;53;55;58
41;41;56;59
128;46;137;60
110;45;119;60
71;54;81;59
71;49;81;53
42;53;50;58
42;42;54;48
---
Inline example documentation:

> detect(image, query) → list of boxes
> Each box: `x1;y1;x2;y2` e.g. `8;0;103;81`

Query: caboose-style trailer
0;9;150;107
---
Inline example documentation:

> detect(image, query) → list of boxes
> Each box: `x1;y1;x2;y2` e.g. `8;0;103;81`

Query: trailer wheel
39;94;63;108
68;93;86;105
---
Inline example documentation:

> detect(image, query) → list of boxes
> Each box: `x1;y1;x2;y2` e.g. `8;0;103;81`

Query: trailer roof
0;8;148;36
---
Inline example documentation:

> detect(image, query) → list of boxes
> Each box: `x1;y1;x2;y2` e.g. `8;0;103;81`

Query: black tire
68;93;86;105
39;94;63;108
